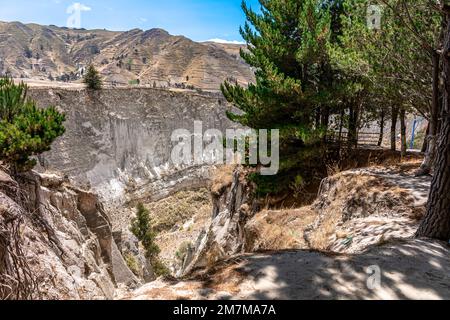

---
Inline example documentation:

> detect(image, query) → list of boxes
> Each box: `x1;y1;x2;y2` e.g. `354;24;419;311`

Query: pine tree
221;0;341;196
416;1;450;240
130;203;159;257
0;77;65;172
130;203;169;276
83;64;103;90
222;0;332;131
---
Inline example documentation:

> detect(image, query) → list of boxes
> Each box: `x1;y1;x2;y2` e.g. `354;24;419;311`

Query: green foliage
222;0;441;199
130;203;169;277
151;259;171;277
128;79;140;86
83;65;103;90
221;0;344;197
338;0;441;116
130;203;160;259
0;77;65;171
175;241;192;263
124;252;141;277
222;0;334;131
290;175;305;198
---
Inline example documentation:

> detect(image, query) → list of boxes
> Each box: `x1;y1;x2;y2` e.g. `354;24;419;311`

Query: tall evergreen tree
221;0;340;196
416;1;450;240
130;203;160;259
130;203;169;276
83;64;103;90
222;0;332;131
376;0;443;175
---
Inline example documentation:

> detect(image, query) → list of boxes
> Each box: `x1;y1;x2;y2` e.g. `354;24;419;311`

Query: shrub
151;259;171;277
130;203;169;277
175;241;192;263
0;77;65;171
128;79;140;86
83;65;102;90
124;252;141;277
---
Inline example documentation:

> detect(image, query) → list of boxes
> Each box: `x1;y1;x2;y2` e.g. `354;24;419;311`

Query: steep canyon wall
29;88;238;204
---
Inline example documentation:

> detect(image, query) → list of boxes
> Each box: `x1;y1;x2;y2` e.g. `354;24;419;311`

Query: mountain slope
0;21;254;91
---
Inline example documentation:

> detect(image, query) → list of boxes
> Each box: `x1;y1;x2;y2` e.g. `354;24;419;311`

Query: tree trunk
400;109;407;156
417;51;440;176
321;106;330;143
378;109;385;147
348;106;359;148
321;106;330;130
315;109;321;129
391;106;399;151
416;10;450;240
421;123;430;153
338;109;344;143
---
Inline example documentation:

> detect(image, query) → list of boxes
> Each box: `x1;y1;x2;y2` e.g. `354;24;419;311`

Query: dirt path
357;165;431;207
121;239;450;300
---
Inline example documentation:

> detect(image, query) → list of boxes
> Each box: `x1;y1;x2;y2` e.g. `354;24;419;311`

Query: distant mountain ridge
0;21;254;91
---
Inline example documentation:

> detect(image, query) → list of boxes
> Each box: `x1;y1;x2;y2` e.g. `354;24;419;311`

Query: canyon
1;0;449;302
2;86;450;299
1;86;242;299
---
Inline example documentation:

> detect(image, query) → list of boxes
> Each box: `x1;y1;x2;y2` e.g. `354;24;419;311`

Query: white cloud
203;38;245;45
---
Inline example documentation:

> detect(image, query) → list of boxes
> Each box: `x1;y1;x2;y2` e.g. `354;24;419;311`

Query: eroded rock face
113;230;155;283
178;168;257;277
177;162;433;278
0;170;139;300
29;88;240;204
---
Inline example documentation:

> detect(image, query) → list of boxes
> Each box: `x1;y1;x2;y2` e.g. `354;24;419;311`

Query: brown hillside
0;21;254;91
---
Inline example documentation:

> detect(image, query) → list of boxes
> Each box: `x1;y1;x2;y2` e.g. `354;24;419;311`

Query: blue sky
0;0;260;42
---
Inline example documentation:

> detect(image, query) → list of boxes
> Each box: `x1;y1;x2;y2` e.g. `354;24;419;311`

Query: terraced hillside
0;21;254;91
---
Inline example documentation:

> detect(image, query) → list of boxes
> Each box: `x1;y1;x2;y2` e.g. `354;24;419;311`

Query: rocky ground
246;160;432;254
306;161;431;253
0;169;138;299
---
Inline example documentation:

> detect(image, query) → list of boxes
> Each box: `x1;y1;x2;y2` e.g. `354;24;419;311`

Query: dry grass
245;207;318;251
145;188;211;233
144;189;213;268
124;252;141;277
307;209;342;251
210;165;235;196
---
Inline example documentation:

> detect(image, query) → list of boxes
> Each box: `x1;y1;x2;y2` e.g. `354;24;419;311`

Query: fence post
410;119;417;149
